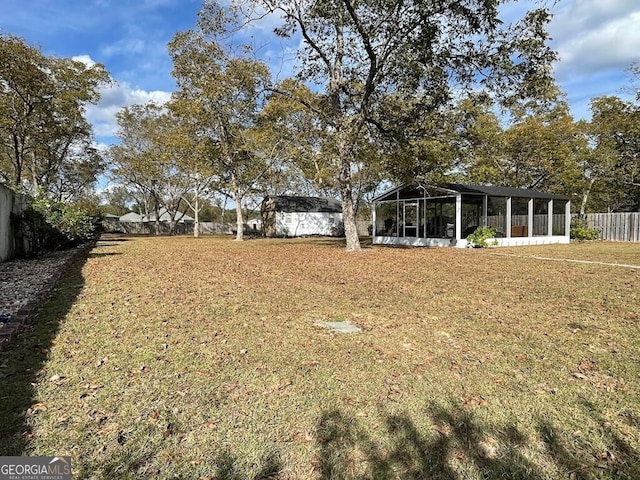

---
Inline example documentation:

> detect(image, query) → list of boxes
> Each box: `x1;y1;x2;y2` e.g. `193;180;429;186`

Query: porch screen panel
461;195;483;237
533;199;548;236
553;200;567;235
403;201;419;237
487;196;507;236
425;198;455;237
424;201;438;237
511;197;530;237
375;202;399;236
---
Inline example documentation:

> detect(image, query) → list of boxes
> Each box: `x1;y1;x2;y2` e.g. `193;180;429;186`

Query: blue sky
1;0;639;150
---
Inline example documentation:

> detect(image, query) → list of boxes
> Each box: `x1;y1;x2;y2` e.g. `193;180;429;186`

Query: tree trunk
338;136;361;251
580;177;596;215
193;193;200;238
234;191;244;241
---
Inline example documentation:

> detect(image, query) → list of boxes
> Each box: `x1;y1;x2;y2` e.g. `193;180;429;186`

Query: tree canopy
168;3;274;240
234;0;558;250
0;33;110;199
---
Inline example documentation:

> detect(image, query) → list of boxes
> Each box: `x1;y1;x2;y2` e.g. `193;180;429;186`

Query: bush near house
466;226;498;248
570;217;600;241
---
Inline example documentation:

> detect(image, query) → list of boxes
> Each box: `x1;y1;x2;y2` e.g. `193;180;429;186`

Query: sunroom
372;183;571;248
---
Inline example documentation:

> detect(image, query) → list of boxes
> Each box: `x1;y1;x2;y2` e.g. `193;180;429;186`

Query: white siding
275;211;342;237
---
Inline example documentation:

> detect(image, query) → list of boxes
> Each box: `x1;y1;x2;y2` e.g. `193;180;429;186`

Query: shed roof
374;183;570;202
262;196;342;213
444;183;570;200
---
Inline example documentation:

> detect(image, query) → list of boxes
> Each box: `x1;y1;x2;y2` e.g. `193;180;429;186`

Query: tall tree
259;78;385;210
168;3;272;241
0;34;110;195
110;103;191;234
164;100;219;238
584;96;640;212
237;0;557;250
499;103;583;193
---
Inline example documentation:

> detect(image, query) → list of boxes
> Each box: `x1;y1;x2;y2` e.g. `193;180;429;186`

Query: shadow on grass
0;249;90;456
315;401;640;479
96;236;130;243
88;251;122;258
75;418;283;479
73;413;283;480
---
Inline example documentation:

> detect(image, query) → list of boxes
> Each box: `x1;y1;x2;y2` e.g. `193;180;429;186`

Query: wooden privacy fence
585;212;640;242
104;221;234;235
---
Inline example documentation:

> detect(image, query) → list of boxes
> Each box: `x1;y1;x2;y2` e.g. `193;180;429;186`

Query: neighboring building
119;208;194;224
261;196;343;237
372;183;571;248
119;212;144;223
246;218;262;232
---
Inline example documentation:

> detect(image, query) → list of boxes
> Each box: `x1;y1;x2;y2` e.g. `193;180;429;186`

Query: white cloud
550;0;640;79
72;55;97;67
101;38;148;58
86;79;172;141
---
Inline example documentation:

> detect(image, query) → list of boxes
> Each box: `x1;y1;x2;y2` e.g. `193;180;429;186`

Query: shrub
570;217;599;241
21;197;98;252
466;226;498;248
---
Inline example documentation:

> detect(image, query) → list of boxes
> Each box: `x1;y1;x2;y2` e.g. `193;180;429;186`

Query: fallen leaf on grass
476;439;499;460
79;382;101;390
292;430;314;443
462;394;488;407
148;410;160;424
596;450;617;464
27;403;48;415
433;425;450;437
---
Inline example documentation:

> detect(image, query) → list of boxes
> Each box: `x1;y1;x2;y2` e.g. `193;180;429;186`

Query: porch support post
482;195;488;227
372;202;377;237
455;194;462;241
528;198;534;237
565;200;571;237
506;197;512;238
547;199;553;236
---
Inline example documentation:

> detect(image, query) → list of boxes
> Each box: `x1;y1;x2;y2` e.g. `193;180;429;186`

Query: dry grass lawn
1;235;639;479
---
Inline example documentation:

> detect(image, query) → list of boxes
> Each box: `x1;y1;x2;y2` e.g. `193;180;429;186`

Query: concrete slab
315;321;362;334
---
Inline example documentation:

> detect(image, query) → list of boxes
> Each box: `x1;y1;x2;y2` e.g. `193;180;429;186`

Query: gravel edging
0;242;94;352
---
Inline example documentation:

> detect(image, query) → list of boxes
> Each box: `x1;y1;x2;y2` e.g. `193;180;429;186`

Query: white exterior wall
275;211;342;237
373;235;570;248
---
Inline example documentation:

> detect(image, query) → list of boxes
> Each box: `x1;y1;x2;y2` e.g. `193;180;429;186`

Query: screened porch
372;184;571;248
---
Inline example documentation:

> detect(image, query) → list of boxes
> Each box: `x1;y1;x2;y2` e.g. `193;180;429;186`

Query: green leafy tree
168;3;272;241
164;100;219;237
499;103;583;194
237;0;557;250
109;103;191;234
259;78;385;215
101;185;136;217
458;97;585;205
583;96;640;212
0;34;110;196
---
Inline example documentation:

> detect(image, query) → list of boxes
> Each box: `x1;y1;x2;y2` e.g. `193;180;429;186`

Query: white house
261;196;343;237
